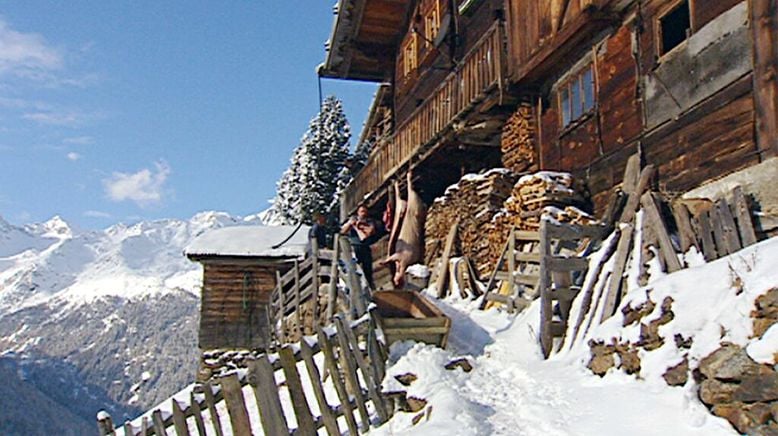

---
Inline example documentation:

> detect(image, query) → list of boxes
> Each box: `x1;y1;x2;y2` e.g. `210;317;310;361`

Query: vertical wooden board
151;410;167;436
620;165;655;224
671;201;696;253
751;0;778;157
435;221;459;298
171;399;191;436
697;210;718;261
507;230;516;308
337;317;389;424
641;193;683;273
539;220;553;358
248;355;290;436
276;270;286;343
621;154;640;195
202;382;225;436
299;339;341;436
333;321;371;431
327;235;340;321
732;186;758;246
716;198;742;254
220;374;252;436
141;416;150;436
316;327;360;436
278;346;317;435
312;242;320;331
294;260;302;338
123;421;134;436
709;206;729;257
189;391;207;436
600;223;634;322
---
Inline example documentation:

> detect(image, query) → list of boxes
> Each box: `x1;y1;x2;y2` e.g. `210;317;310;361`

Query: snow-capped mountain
0;212;265;434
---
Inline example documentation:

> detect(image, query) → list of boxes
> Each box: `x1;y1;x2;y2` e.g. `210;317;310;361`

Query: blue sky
0;2;377;228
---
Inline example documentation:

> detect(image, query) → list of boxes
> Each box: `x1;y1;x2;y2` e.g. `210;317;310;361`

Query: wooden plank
641;193;682;273
515;252;541;263
248;355;290;436
171;399;191;436
709;206;729;257
478;233;511;309
299;339;341;436
716;198;743;254
339;238;367;316
671;201;697;253
141;416;150;436
333;320;371;431
732;186;758;246
123;422;133;436
337;316;389;424
620;165;655;223
276;270;286;343
312;239;320;330
435;221;459;298
507;229;516;303
621;153;641;194
751;0;778;157
514;230;541;241
151;410;166;436
189;391;207;436
328;234;340;322
316;327;360;436
278;346;317;435
220;373;252;436
294;260;302;338
697;209;718;261
600;223;634;322
544;256;589;272
539;220;554;358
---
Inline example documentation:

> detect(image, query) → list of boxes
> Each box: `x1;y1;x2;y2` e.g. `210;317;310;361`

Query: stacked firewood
424;169;518;273
483;172;593;272
501;103;538;173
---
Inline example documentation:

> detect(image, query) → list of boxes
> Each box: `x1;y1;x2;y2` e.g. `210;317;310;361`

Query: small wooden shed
185;225;309;351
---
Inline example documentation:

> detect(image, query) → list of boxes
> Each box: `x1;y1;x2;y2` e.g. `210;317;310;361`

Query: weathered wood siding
199;260;292;350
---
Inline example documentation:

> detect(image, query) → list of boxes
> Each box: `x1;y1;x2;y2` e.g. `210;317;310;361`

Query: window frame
655;0;695;59
557;63;596;131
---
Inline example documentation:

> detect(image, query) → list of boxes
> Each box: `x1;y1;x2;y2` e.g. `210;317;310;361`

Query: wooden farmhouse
185;225;309;352
320;0;778;282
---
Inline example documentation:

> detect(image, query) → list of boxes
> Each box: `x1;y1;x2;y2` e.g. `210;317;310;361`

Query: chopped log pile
424;169;518;275
501;102;538;173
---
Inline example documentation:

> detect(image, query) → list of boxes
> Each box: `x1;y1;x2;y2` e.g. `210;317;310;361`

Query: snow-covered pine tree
271;95;352;224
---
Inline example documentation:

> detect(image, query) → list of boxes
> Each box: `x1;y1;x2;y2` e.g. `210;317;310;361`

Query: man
307;212;328;254
340;204;376;289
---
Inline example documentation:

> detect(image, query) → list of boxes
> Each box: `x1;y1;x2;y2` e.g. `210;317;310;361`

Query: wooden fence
98;311;390;436
342;20;507;215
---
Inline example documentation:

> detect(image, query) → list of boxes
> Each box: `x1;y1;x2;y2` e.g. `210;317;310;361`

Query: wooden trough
372;290;451;348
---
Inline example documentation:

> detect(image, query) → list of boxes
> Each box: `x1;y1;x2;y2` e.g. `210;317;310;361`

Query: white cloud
22;110;93;127
66;151;80;161
83;210;111;219
103;161;171;207
0;18;62;75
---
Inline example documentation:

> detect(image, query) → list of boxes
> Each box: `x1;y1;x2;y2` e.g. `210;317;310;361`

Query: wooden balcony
342;21;507;216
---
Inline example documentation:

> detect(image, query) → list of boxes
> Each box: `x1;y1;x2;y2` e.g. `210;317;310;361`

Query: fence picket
299;339;341;436
171;399;191;436
317;327;360;435
202;382;225;436
151;410;166;436
278;346;317;434
189;391;207;436
220;373;252;436
334;321;370;431
248;355;291;435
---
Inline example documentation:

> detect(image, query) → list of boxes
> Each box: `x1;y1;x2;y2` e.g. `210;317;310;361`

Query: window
558;64;596;129
659;0;691;55
403;35;418;76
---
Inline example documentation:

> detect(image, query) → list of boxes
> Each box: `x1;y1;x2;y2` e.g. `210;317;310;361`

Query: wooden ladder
478;227;543;313
538;220;604;358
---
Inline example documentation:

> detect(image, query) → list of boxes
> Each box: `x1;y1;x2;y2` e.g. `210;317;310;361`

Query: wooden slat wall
199;261;290;350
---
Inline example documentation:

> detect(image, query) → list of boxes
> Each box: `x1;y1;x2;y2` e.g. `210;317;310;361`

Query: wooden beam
751;0;778;157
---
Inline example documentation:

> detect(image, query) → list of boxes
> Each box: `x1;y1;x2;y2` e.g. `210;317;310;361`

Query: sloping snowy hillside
0;211;282;434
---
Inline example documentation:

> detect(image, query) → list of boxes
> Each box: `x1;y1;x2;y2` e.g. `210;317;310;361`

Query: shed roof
185;225;310;259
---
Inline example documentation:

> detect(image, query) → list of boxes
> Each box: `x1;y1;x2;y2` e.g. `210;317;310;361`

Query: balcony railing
342;20;507;216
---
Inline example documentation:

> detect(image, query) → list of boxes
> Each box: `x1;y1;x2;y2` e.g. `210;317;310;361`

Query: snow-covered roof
185;225;310;259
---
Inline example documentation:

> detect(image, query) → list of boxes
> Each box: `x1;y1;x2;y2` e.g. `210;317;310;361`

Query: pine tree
271;96;352;224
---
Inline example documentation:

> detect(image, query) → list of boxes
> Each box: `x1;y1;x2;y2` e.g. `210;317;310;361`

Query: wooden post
312;239;320;329
339;238;367;317
140;416;150;436
202;382;225;436
294;259;302;339
751;0;778;157
220;373;252;436
435;221;459;298
641;193;682;273
539;220;553;358
171;399;191;436
620;165;655;224
123;422;134;436
248;355;290;435
600;223;634;322
278;346;317;434
299;339;341;436
732;186;758;246
507;228;516;309
151;410;167;436
276;270;286;343
316;327;360;436
327;235;340;321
